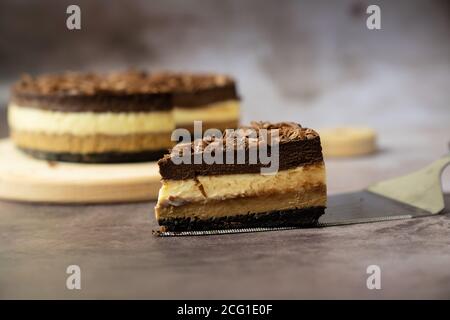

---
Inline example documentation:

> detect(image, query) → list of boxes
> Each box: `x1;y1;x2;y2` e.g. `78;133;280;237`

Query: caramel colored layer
155;185;326;220
11;130;174;154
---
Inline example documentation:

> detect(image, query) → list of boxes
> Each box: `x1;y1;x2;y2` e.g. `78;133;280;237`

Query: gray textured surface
0;197;449;299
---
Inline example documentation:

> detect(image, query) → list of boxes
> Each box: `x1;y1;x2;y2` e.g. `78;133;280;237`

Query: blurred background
0;0;449;191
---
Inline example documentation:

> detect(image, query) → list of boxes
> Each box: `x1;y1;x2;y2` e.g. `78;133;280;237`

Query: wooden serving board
0;139;161;203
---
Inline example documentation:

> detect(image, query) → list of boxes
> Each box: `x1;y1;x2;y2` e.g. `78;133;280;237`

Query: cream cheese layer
173;100;240;125
8;104;175;136
9;100;240;136
156;162;326;208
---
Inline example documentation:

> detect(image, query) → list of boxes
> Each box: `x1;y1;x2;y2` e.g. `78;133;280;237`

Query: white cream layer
8;100;239;136
8;104;174;136
173;100;239;124
157;163;326;207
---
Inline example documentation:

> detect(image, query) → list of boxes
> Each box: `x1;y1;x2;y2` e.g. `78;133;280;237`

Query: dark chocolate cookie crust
158;206;325;232
19;148;168;163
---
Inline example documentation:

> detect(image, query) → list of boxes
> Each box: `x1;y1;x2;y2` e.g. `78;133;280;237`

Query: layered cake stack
7;71;240;163
155;122;327;231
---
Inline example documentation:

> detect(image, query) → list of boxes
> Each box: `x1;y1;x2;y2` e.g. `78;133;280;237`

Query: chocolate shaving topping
11;70;239;112
170;122;319;157
12;70;236;96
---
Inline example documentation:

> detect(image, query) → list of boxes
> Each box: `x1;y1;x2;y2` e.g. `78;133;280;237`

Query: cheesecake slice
155;122;327;231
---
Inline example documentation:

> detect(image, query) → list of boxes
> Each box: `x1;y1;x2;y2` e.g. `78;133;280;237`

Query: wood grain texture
0;139;161;203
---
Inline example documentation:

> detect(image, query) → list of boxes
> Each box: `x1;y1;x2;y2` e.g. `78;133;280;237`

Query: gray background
1;0;449;128
0;0;449;299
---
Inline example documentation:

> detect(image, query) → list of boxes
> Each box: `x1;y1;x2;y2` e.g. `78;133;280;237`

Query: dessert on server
7;71;240;163
155;122;327;231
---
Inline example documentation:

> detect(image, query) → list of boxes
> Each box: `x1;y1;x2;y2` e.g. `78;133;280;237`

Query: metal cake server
155;154;450;237
319;153;450;227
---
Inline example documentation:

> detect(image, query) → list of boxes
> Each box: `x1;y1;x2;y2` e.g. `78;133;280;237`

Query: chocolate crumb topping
12;70;236;96
249;121;318;140
169;121;319;157
142;71;235;93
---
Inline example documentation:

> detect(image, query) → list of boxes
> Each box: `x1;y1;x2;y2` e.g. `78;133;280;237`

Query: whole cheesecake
7;71;240;163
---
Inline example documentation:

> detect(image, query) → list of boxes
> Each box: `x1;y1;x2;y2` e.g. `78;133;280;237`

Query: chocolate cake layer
147;72;240;108
159;122;323;180
173;84;239;108
12;92;172;113
12;72;173;112
158;206;325;232
19;148;167;163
